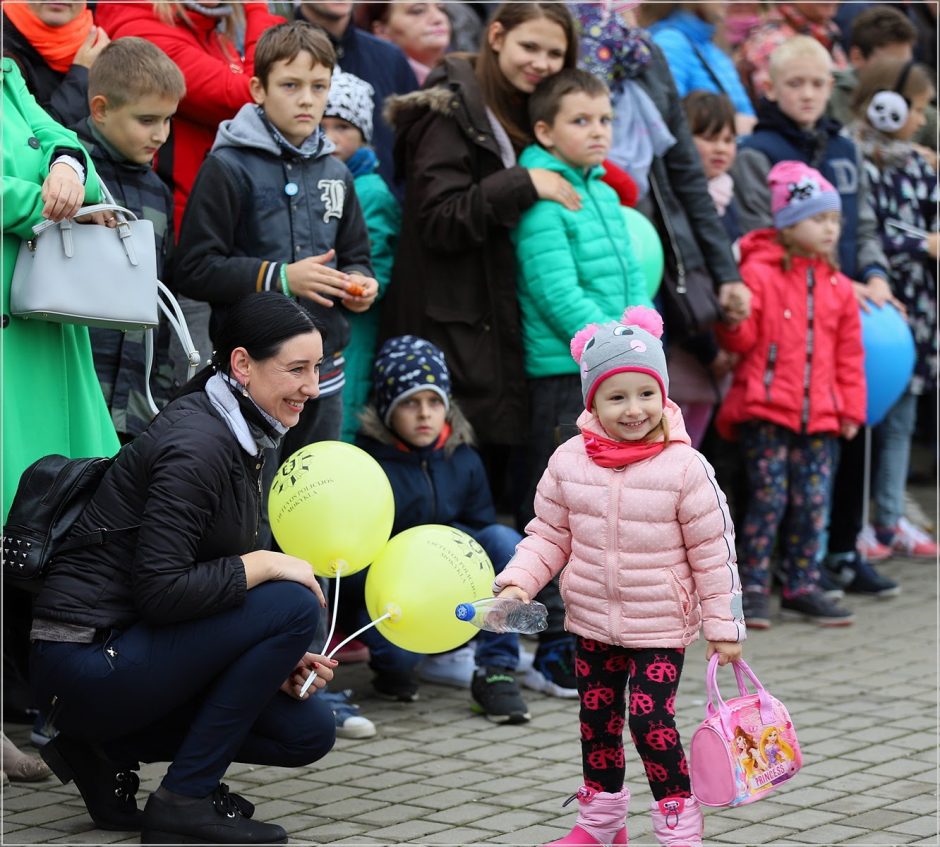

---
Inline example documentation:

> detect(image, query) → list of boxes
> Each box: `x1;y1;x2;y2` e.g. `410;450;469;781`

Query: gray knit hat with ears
571;306;669;410
325;69;375;143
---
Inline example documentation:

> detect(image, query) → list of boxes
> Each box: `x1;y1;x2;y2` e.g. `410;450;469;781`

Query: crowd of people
2;1;936;845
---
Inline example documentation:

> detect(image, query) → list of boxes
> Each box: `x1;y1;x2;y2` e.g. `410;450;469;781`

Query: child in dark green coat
321;70;401;443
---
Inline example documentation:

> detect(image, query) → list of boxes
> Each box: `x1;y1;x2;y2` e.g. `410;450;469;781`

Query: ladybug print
583;685;616;710
644;720;679;751
580;721;594;741
644;760;670;783
604;653;630;673
575;657;591;678
606;714;625;735
645;655;678;684
629;689;655;716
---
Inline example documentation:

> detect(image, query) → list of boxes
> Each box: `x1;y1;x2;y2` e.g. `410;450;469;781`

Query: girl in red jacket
716;161;866;630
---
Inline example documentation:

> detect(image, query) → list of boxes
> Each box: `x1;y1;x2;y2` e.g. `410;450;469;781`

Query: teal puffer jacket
512;144;651;379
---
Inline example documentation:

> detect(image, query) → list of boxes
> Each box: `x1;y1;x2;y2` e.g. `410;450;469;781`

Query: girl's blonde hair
152;1;244;42
776;223;840;272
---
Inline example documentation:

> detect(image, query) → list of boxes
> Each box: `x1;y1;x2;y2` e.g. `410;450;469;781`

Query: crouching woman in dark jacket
30;293;335;846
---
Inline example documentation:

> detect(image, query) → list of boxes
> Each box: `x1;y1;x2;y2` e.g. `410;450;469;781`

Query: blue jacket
732;100;888;281
648;11;754;117
355;405;497;537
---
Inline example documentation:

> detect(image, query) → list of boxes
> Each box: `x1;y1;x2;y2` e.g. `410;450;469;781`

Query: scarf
258;106;325;158
485;106;517;168
776;4;841;54
848;120;914;170
571;2;652;90
609;81;677;198
708;172;734;216
181;0;234;18
582;428;667;468
345;145;379;178
205;372;287;456
3;2;93;73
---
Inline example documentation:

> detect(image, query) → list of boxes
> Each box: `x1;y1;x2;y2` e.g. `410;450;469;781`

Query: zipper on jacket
763;342;778;401
801;266;816;430
253;454;264;543
589;182;635;292
420;459;437;522
649;172;689;297
606;477;622;646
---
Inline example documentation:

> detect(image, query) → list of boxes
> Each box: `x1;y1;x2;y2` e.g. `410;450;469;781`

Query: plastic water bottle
454;598;548;634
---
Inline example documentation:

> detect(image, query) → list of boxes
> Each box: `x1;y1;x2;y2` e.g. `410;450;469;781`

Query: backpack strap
56;525;139;556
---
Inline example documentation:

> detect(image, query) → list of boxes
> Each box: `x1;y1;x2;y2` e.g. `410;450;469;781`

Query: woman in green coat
2;58;119;522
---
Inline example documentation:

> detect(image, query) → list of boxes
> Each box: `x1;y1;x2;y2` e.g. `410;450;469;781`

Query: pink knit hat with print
769;161;841;229
570;306;668;411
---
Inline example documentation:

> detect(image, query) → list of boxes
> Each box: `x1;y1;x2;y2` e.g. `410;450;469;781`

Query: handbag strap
142;281;203;418
705;655;777;736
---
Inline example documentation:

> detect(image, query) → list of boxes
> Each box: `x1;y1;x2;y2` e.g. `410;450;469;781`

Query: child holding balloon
715;162;867;629
346;335;532;724
844;57;938;559
494;305;745;847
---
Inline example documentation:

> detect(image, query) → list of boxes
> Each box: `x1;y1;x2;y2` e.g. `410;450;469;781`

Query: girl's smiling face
488;16;568;94
593;371;664;442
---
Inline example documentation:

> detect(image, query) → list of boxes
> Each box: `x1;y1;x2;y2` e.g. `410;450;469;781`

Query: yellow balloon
365;525;496;653
268;441;394;577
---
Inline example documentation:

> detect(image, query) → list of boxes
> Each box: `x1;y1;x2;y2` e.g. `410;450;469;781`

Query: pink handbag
689;656;801;807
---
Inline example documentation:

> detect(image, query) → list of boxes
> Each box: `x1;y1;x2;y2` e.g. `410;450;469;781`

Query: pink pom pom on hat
570;305;669;411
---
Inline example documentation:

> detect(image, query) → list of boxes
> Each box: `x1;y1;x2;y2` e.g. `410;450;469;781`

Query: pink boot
649;796;704;847
543;786;629;846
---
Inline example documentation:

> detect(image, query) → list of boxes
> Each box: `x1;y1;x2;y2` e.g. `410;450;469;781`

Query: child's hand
497;585;530;603
706;641;742;666
840;420;860;440
285;250;351;307
342;274;378;313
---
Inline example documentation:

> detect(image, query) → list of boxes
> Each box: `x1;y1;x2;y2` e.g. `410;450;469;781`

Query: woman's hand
528;168;581;211
75;210;119;228
73;25;110;69
706;641;742;666
719;281;751;324
280;652;337;700
496;585;530;603
241;550;326;605
41;163;85;221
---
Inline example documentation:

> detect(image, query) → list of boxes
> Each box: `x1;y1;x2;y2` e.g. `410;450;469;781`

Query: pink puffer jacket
496;402;745;648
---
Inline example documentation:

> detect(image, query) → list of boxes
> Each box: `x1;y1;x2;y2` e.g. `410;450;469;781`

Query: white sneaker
416;644;475;688
892;517;938;559
517;645;535;673
321;689;376;739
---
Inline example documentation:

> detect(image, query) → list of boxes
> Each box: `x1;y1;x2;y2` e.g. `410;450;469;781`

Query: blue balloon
860;303;915;426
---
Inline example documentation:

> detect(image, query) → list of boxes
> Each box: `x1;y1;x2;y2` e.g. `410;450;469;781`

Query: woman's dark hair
682;90;736;138
355;2;391;32
476;2;578;151
178;293;319;396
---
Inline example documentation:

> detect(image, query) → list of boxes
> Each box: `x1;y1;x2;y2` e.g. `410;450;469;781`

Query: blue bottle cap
284;182;299;196
455;603;475;621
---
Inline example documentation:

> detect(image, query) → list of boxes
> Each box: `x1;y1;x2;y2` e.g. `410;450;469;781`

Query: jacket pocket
669;569;692;627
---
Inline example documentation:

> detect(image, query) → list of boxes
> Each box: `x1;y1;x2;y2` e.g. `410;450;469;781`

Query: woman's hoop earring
242;381;249;397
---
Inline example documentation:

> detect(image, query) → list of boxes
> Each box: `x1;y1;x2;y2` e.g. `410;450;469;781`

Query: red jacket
716;229;866;440
95;2;284;237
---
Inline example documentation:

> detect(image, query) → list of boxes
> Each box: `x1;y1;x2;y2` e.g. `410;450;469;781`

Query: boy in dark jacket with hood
349;335;531;725
72;37;185;441
174;20;377;454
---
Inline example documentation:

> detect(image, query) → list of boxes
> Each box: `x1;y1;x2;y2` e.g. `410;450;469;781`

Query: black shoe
742;591;771;630
817;565;846;600
141;784;285;845
830;554;900;598
40;735;143;831
471;667;531;724
780;590;854;627
372;671;419;702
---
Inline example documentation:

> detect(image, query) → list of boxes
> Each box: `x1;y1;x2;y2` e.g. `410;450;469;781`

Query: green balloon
620;206;664;299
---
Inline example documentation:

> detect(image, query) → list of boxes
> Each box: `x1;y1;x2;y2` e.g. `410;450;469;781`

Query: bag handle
704;655;776;736
142;281;202;417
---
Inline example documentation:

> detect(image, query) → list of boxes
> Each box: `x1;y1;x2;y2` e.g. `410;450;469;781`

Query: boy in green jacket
511;68;650;701
321;70;401;443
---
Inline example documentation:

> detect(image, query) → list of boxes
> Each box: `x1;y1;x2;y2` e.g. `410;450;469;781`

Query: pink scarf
582;429;666;468
708;172;734;217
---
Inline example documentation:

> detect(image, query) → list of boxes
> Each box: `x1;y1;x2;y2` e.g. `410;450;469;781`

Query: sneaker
320;689;376;739
879;517;939;559
857;525;892;562
816;565;846;600
372;671;419;702
523;638;578;698
742;591;770;630
30;712;57;748
836;554;900;597
517;645;535;673
780;590;854;627
416;644;474;688
471;667;531;724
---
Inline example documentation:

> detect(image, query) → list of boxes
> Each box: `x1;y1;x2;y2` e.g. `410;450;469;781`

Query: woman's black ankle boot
40;735;142;830
141;783;287;845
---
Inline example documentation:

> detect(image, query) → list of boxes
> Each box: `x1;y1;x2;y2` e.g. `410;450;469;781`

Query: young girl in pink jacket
495;306;746;847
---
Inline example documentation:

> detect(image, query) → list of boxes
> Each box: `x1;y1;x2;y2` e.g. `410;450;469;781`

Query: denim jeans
873;390;918;528
337;522;523;675
30;583;335;797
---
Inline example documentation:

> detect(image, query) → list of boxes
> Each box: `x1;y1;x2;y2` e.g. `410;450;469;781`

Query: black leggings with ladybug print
576;638;690;800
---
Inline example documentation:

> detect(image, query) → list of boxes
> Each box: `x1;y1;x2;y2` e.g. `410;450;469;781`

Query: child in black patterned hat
340;335;531;724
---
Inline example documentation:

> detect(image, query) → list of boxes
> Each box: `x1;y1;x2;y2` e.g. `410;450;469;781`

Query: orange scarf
3;2;93;73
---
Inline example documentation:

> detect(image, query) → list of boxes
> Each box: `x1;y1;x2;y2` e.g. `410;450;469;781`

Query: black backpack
2;454;136;592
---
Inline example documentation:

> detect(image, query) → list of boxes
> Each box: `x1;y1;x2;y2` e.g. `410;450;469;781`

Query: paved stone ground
3;482;937;846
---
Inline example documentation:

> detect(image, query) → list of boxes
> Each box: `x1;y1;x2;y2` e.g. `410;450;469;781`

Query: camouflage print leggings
576;638;690;800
